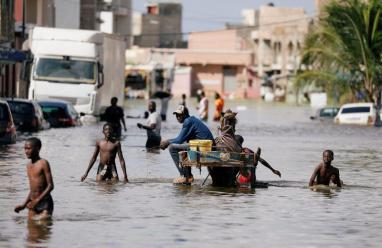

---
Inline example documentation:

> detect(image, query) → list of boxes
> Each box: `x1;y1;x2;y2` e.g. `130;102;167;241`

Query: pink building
175;29;259;98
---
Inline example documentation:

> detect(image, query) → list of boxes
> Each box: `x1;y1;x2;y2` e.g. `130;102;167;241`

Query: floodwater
1;99;382;248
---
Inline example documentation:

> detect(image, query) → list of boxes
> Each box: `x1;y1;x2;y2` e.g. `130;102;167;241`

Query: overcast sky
133;0;316;33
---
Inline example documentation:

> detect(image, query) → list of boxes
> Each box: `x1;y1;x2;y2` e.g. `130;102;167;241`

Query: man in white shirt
137;101;161;149
198;91;209;121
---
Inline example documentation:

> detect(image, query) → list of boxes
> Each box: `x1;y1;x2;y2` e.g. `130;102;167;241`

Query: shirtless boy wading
81;123;128;182
309;150;342;187
14;138;54;220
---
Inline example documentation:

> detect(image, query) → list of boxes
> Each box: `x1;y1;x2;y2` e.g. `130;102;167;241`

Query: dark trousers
146;130;161;148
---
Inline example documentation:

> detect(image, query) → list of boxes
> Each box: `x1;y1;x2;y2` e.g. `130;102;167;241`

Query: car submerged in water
0;100;16;144
310;107;340;122
5;98;49;132
334;103;382;125
38;99;81;128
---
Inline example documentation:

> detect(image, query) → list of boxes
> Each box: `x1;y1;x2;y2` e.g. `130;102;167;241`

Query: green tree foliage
297;0;382;118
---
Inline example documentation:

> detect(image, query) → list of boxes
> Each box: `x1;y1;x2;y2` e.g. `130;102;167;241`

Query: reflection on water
26;220;52;247
1;100;382;247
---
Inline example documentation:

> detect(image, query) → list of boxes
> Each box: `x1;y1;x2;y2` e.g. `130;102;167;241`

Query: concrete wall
315;0;332;15
113;0;132;48
258;5;307;31
190;64;249;98
39;0;55;27
22;0;55;27
175;50;253;66
135;2;182;48
140;14;160;47
189;29;238;50
192;64;223;95
80;0;97;30
250;5;310;90
97;0;132;47
172;66;192;97
55;0;80;29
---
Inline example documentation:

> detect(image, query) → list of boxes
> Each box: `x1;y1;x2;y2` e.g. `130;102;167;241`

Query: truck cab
29;55;103;115
26;27;125;118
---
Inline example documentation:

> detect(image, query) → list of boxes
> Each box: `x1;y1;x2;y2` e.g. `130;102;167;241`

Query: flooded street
1;100;382;248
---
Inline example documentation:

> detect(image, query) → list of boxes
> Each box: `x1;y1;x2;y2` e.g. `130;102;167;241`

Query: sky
133;0;316;33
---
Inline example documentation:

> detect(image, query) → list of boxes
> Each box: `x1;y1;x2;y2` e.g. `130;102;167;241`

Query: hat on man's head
173;105;187;115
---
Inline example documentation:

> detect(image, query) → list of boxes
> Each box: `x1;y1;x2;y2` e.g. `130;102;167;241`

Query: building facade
175;29;255;98
133;1;182;48
0;0;16;97
55;0;81;29
248;5;310;100
98;0;132;48
80;0;98;30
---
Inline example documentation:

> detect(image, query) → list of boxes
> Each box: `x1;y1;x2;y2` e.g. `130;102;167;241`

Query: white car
334;103;381;125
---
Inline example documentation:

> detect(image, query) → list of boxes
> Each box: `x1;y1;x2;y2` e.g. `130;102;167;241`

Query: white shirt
198;97;209;120
147;111;161;135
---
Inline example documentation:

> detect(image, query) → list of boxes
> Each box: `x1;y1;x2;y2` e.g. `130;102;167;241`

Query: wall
55;0;80;29
188;29;238;50
172;66;191;97
135;3;182;48
80;0;97;30
192;65;223;95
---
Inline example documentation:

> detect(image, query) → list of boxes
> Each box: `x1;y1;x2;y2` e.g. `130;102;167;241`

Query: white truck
25;27;125;116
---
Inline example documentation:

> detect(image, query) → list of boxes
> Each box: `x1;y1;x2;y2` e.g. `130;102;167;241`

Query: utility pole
22;0;26;40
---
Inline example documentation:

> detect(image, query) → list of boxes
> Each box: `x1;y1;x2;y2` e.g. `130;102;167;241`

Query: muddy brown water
1;100;381;247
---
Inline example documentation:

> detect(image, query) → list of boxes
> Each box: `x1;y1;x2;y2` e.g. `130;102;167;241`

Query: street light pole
22;0;26;40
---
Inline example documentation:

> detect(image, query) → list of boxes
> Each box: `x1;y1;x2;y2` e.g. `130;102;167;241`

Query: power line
131;14;316;37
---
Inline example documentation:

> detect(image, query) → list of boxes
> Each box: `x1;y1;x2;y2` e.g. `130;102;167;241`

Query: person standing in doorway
103;97;127;139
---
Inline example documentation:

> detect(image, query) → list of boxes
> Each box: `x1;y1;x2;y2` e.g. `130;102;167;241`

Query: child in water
81;123;128;182
309;150;342;187
235;135;281;186
14;138;54;220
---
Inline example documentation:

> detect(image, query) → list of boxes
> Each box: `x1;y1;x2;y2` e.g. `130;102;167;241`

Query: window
8;102;34;115
41;106;67;119
0;104;9;120
125;73;146;90
320;108;338;117
341;107;371;114
34;58;96;84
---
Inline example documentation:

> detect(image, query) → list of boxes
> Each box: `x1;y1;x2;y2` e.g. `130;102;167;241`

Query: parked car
334;102;381;125
310;107;340;121
38;99;81;127
0;100;16;144
5;98;48;132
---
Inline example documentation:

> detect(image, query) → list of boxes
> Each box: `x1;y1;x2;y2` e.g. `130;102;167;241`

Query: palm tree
297;0;382;126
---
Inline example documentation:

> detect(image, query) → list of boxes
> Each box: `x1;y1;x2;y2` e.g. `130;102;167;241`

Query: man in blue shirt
160;105;214;184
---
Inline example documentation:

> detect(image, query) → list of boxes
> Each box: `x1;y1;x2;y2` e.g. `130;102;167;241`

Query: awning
0;48;28;63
